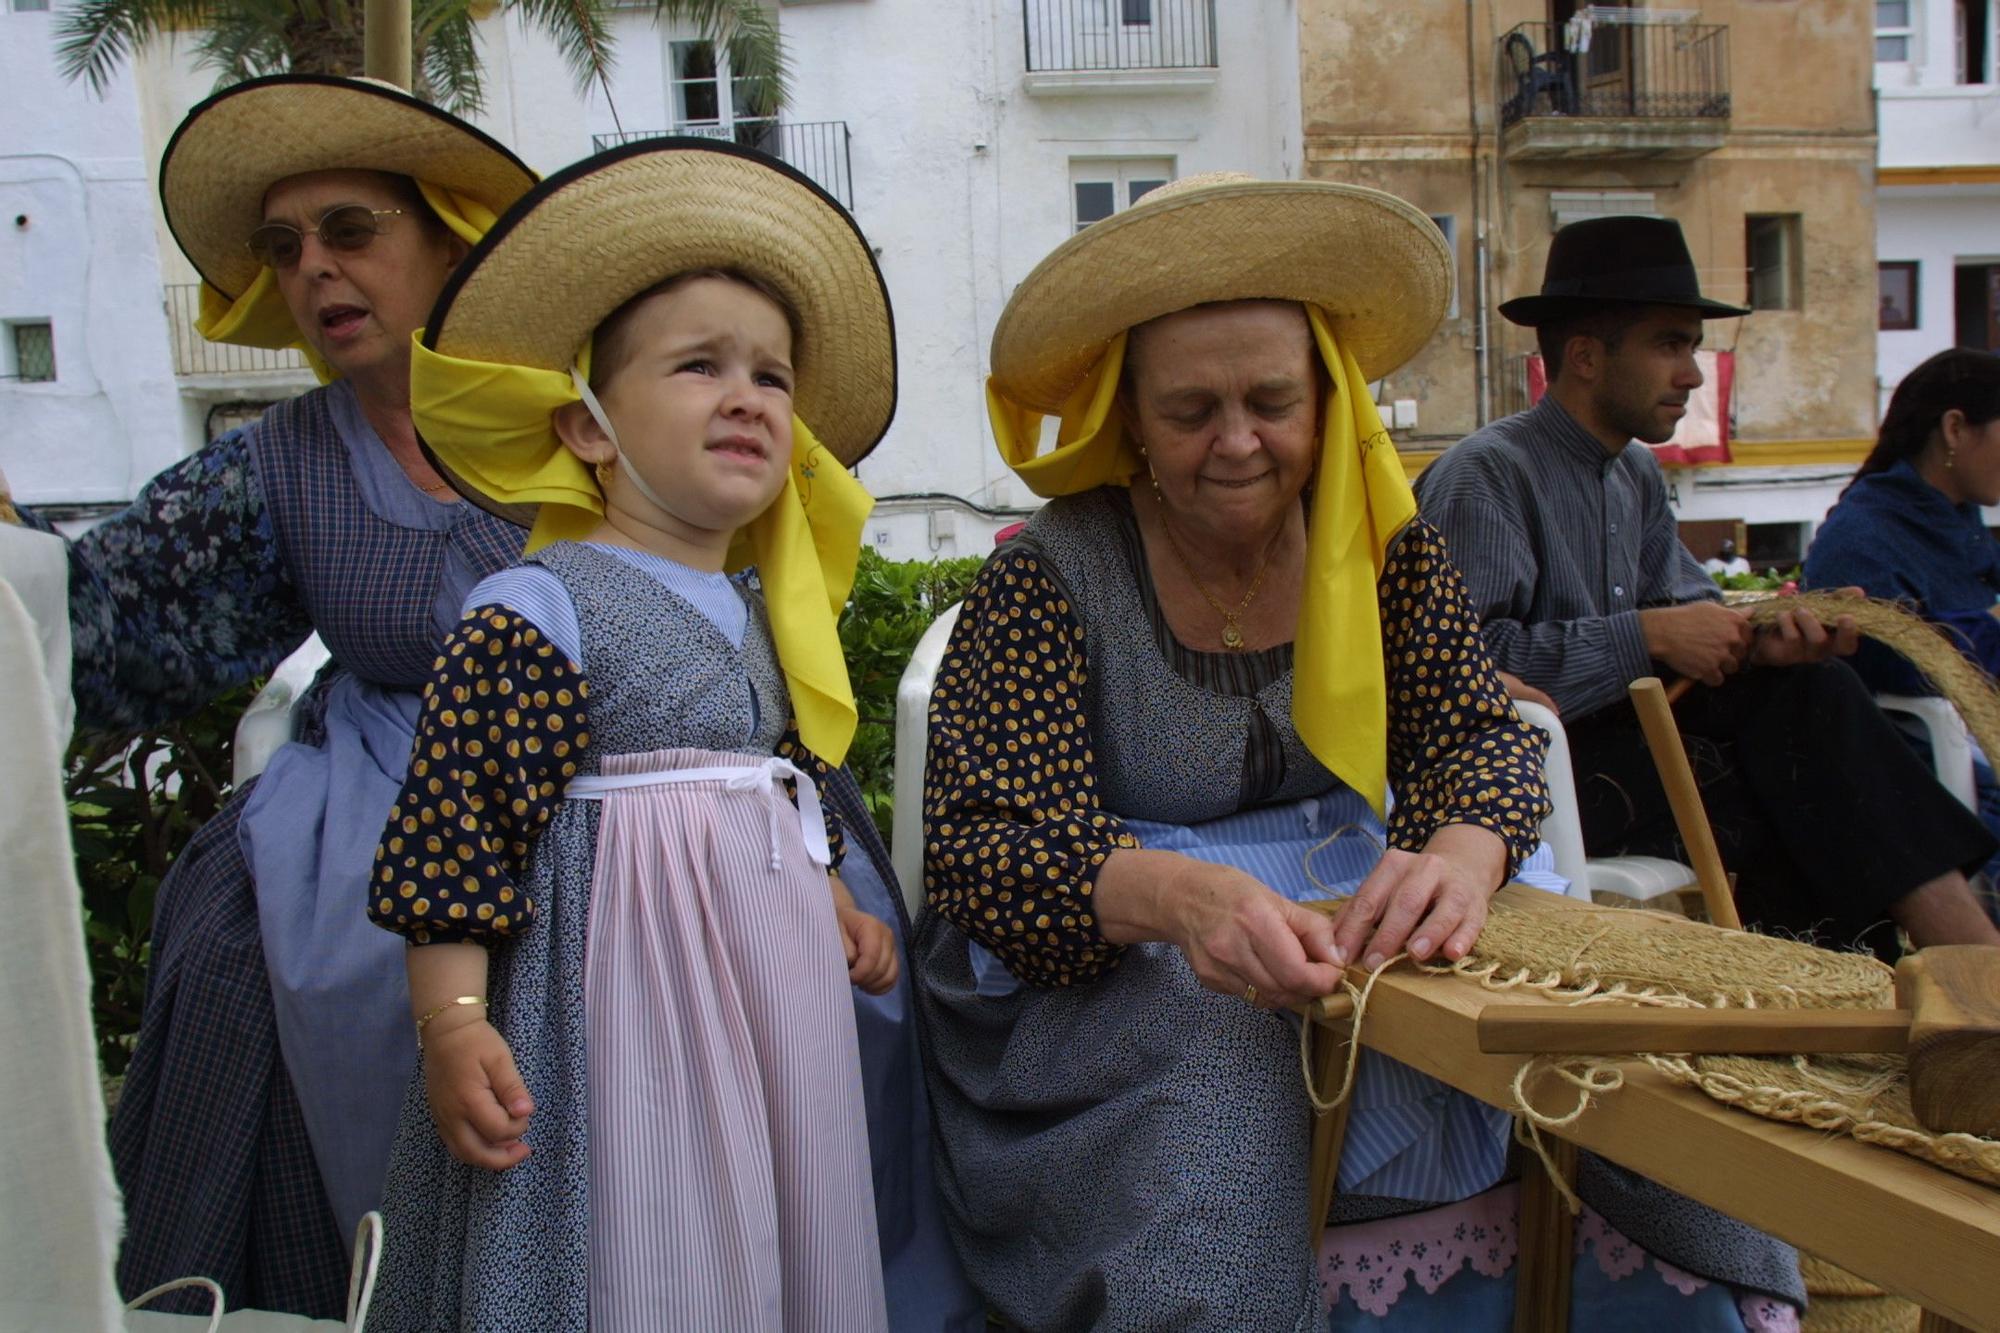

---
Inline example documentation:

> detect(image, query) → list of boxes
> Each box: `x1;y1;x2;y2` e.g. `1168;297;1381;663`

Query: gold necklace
1155;510;1283;651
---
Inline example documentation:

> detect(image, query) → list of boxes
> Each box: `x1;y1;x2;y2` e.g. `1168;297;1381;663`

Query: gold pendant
1221;619;1245;651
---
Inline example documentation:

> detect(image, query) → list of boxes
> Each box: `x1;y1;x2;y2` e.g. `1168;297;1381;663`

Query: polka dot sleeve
922;548;1140;988
1380;519;1553;878
369;604;592;945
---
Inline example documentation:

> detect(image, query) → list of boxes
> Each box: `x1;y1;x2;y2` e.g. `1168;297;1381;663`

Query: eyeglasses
246;205;407;270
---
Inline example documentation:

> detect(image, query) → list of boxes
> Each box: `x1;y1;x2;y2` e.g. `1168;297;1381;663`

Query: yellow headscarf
409;335;870;766
194;180;501;384
987;304;1414;815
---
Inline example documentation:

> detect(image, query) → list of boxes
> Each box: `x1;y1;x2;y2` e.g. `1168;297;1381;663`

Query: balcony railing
593;121;853;210
1023;0;1216;73
164;284;308;378
1498;20;1729;128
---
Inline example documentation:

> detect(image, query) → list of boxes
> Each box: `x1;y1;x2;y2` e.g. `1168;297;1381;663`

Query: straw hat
422;137;896;468
989;173;1451;412
160;74;537;300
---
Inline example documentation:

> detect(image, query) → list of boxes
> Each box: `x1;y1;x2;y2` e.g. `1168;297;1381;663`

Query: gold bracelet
415;995;487;1048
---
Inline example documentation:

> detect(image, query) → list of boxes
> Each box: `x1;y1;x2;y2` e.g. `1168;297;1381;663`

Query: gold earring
594;459;615;489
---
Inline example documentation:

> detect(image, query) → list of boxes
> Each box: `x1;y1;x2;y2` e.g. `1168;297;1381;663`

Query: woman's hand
1098;850;1343;1010
421;1013;534;1171
1331;824;1509;971
838;903;900;996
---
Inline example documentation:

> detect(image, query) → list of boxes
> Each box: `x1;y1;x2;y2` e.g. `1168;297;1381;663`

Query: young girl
364;142;900;1332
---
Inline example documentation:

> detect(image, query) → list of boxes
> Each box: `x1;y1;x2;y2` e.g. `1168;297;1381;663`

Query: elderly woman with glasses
913;176;1806;1330
36;76;539;1316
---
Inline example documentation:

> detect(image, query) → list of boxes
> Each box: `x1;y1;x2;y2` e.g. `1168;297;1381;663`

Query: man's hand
1639;602;1752;687
1749;591;1861;668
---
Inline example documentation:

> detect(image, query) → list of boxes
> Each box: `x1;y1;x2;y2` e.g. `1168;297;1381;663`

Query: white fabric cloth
0;569;121;1333
0;523;74;740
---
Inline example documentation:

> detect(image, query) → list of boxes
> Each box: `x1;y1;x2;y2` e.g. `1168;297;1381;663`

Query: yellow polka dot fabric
922;519;1550;988
369;604;592;944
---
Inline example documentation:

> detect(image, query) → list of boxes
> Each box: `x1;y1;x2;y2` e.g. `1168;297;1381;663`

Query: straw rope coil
1795;1254;1920;1333
1738;590;2000;763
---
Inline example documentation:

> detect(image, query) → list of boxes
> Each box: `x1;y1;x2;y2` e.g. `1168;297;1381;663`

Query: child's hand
422;1014;535;1171
837;904;900;996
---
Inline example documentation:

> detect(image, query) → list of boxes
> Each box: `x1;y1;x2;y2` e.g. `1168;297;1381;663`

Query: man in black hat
1417;215;2000;954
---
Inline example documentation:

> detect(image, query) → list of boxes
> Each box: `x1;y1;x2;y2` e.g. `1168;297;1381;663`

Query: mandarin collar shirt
1414;395;1719;720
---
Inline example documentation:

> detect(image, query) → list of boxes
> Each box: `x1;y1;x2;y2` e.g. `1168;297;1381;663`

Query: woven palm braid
1438;900;2000;1190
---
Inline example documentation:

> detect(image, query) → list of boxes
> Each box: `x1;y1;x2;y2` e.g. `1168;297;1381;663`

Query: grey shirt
1414;395;1719;720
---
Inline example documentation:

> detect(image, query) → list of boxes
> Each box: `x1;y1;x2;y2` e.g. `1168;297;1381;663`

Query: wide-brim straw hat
160;73;537;300
989;173;1451;412
422;137;896;470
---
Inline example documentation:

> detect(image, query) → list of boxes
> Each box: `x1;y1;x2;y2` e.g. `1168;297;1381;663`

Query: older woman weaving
914;176;1806;1329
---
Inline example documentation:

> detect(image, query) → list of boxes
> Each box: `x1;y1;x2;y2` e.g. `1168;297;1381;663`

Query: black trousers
1564;659;1996;957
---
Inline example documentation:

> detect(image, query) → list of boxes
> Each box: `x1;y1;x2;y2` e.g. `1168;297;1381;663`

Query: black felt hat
1499;215;1750;327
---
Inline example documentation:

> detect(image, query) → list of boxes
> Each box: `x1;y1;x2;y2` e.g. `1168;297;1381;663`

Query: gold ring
1243;983;1259;1006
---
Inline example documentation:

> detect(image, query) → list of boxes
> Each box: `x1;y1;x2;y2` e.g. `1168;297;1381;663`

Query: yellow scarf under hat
194;180;500;384
409;335;870;767
987;304;1414;815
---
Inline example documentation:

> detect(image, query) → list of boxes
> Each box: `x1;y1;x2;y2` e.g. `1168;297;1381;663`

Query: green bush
70;549;987;1068
837;546;987;844
66;682;255;1076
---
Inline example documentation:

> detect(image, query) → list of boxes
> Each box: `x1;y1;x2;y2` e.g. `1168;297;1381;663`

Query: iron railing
1023;0;1216;73
163;284;308;377
1498;20;1729;127
593;121;853;210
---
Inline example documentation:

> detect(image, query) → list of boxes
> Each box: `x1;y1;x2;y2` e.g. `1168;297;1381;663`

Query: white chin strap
571;366;672;513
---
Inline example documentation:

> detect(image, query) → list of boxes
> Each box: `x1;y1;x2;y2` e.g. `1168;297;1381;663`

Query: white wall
0;7;183;507
1874;0;2000;400
773;0;1302;559
1878;187;2000;389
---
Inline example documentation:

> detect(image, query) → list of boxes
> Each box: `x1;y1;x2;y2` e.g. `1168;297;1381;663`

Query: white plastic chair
890;603;964;920
232;634;332;786
1512;699;1701;907
1877;693;1979;812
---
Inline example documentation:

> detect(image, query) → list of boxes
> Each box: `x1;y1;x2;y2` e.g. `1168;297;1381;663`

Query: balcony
1021;0;1217;96
593;121;853;210
163;284;310;381
1497;19;1729;160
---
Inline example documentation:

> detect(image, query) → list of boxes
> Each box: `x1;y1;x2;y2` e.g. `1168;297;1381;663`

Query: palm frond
190;0;298;88
505;0;620;107
414;0;486;116
55;0;209;96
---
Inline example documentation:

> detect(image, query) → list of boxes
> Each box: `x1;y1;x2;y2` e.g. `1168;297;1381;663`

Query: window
1430;214;1461;320
1746;214;1803;312
1121;0;1152;23
1879;261;1919;331
669;40;766;143
1549;189;1658;231
1876;0;1914;62
1069;158;1173;232
4;321;54;381
8;0;52;12
1958;0;1992;84
1958;261;2000;351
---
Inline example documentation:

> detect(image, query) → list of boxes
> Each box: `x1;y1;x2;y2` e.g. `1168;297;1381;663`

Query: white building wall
1874;0;2000;398
0;7;183;509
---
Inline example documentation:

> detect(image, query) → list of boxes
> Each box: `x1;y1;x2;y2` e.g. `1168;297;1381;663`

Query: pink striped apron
569;747;888;1332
